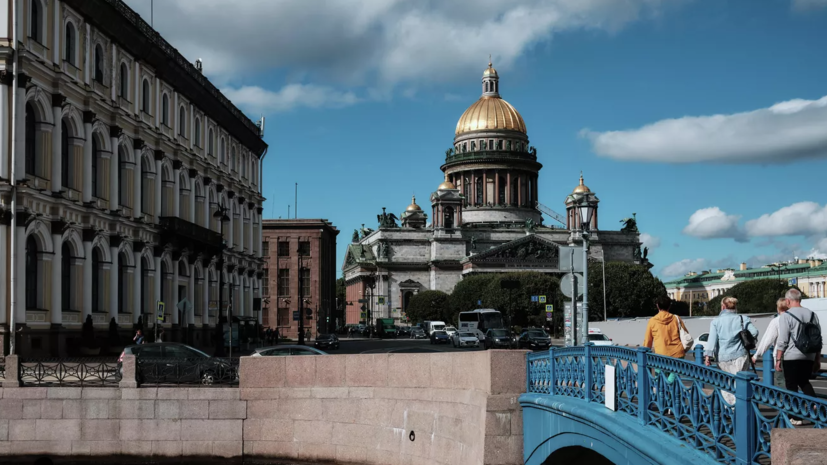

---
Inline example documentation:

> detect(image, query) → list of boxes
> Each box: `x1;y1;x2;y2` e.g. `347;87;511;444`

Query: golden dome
406;196;422;212
483;61;498;77
438;175;456;190
455;97;526;136
572;173;591;194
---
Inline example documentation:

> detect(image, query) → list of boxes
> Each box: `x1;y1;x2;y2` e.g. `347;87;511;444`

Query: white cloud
792;0;827;11
581;95;827;164
126;0;680;87
806;238;827;259
661;259;709;278
640;233;661;249
744;202;827;237
221;84;360;114
682;207;745;241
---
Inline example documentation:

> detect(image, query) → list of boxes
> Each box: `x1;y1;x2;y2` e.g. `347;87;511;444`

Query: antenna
295;183;298;219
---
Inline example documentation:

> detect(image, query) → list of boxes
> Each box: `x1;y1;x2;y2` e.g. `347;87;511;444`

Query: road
316;338;488;354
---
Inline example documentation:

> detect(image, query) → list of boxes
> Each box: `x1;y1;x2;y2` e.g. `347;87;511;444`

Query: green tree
587;262;666;320
481;272;562;329
406;290;450;323
707;279;807;314
447;274;497;324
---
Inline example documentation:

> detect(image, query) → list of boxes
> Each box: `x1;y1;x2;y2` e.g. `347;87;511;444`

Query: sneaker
790;419;804;426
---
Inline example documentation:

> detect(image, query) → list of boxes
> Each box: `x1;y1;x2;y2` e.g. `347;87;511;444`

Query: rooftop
664;260;827;288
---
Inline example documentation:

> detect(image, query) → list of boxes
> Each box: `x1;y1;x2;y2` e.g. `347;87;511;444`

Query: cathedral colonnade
446;169;538;208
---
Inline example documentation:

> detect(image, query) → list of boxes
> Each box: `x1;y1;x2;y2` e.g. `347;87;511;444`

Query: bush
707;279;807;314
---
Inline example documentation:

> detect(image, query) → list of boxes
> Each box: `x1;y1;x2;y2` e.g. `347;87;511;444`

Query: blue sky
127;0;827;280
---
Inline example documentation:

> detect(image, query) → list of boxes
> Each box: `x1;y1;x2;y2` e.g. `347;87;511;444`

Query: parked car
252;345;328;357
444;326;458;338
452;331;480;348
430;330;451;345
398;326;412;337
410;327;427;339
119;342;237;386
484;328;513;349
518;329;552;350
693;332;710;354
314;334;340;350
587;330;613;346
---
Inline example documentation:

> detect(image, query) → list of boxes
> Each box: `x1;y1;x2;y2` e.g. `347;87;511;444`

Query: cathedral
342;63;642;325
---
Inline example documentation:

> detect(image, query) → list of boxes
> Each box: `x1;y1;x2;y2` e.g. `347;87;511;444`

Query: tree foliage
705;279;807;315
406;290;451;323
586;262;666;320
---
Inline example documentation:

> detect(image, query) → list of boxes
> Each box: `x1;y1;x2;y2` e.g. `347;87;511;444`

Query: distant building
261;219;339;338
0;0;267;356
664;259;827;305
342;63;643;326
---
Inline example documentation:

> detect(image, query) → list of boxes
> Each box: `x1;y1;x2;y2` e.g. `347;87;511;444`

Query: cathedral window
94;45;104;83
470;141;475;151
489;139;494;150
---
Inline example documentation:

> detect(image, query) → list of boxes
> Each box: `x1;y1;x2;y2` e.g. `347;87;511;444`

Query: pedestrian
305;328;311;341
133;329;144;345
156;328;164;343
752;298;789;388
274;328;280;345
775;289;822;425
644;295;691;383
704;297;758;405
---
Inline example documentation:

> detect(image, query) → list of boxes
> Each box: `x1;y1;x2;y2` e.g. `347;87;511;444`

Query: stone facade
0;350;527;465
0;0;267;357
261;219;339;338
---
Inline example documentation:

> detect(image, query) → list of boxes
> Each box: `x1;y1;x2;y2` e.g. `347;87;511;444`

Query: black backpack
786;311;823;354
738;316;757;352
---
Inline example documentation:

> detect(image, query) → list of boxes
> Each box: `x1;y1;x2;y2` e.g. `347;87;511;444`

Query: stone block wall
0;350;527;465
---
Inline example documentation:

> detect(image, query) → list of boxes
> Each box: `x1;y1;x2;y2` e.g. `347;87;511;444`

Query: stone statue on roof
620;213;639;233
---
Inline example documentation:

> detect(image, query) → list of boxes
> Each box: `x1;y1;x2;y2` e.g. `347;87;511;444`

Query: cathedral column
51;95;65;194
506;172;511;205
202;268;210;326
109;126;121;210
517;175;523;207
15;222;26;323
133;247;142;324
495;170;500;205
471;171;477;205
51;229;63;326
171;258;180;326
188;170;197;223
82;112;95;203
153;254;162;320
173;161;181;218
257;208;264;258
133;146;142;219
188;263;196;326
154;152;163;222
202;190;210;229
109;242;119;322
82;235;93;321
482;170;487;205
14;74;29;181
0;222;7;325
0;72;13;180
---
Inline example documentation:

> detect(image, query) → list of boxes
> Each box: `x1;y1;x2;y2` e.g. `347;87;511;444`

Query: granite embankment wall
0;350;526;465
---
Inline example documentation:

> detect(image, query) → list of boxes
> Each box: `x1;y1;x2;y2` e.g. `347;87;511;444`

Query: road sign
539;295;547;303
156;301;165;322
545;312;553;320
559;246;585;273
292;311;299;321
560;273;584;299
477;300;482;306
305;308;312;316
360;312;366;319
531;295;538;303
546;304;554;313
378;296;385;305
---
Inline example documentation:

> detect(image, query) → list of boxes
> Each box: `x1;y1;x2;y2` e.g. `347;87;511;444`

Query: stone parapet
771;429;827;465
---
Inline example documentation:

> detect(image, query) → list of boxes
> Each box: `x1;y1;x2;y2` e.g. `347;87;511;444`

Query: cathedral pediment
342;243;376;270
465;234;560;264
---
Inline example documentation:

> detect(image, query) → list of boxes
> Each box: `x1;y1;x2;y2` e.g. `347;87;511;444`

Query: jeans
718;355;749;405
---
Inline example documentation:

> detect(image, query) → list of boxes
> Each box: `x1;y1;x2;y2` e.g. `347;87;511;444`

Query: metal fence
526;344;827;465
136;358;240;386
19;358;122;387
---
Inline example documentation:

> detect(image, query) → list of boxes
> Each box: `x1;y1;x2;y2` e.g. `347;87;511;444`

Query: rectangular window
263;269;269;296
277;269;290;296
262;240;270;256
277;241;289;257
300;268;311;296
299;241;310;256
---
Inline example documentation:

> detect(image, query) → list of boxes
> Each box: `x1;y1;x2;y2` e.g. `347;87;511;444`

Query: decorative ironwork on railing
19;359;122;387
136;358;240;386
526;344;827;465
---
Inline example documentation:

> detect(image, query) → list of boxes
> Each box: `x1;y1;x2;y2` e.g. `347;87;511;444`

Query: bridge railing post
548;347;556;395
693;344;704;365
583;343;592;402
761;348;774;387
734;371;758;465
636;347;651;425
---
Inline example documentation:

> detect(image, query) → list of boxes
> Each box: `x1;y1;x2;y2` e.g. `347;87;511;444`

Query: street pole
602;256;607;321
581;231;589;347
569;248;577;346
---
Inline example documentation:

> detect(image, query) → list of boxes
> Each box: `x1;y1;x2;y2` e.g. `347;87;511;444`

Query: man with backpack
775;289;822;425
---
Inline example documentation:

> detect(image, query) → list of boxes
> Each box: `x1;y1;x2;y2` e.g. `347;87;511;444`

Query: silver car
452;331;480;348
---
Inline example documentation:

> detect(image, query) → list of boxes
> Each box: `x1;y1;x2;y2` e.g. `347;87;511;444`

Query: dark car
398;326;412;337
518;329;552;350
484;328;513;349
410;327;427;339
120;342;237;386
314;334;340;350
430;330;450;344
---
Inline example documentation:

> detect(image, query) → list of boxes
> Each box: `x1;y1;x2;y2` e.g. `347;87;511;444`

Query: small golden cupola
401;195;428;229
406;196;422;212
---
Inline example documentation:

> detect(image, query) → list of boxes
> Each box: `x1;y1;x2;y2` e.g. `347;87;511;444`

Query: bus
458;309;503;340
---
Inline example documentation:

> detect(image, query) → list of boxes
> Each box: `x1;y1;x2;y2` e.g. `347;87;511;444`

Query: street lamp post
572;192;597;346
213;206;231;357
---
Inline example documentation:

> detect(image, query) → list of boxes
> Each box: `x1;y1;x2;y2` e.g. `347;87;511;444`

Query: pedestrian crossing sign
156;301;165;322
378;297;386;305
546;304;554;312
539;295;547;303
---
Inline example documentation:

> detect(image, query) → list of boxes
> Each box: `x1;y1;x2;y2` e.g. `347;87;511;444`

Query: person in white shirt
752;298;788;387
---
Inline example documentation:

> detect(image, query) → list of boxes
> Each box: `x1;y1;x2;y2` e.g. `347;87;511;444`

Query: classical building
261;219;339;338
665;259;827;306
0;0;267;356
342;63;642;325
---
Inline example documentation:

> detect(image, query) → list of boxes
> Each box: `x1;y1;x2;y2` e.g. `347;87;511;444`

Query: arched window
161;94;169;125
61;243;72;311
194;118;201;147
25;103;36;176
208;129;214;155
91;137;99;197
65;22;76;65
231;147;236;171
30;0;42;42
119;63;129;99
61;121;70;188
119;252;128;313
94;45;104;83
91;248;101;313
25;236;38;309
142;79;150;113
178;107;186;136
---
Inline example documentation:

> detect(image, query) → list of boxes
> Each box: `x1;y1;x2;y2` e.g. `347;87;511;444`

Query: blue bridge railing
526;344;827;465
